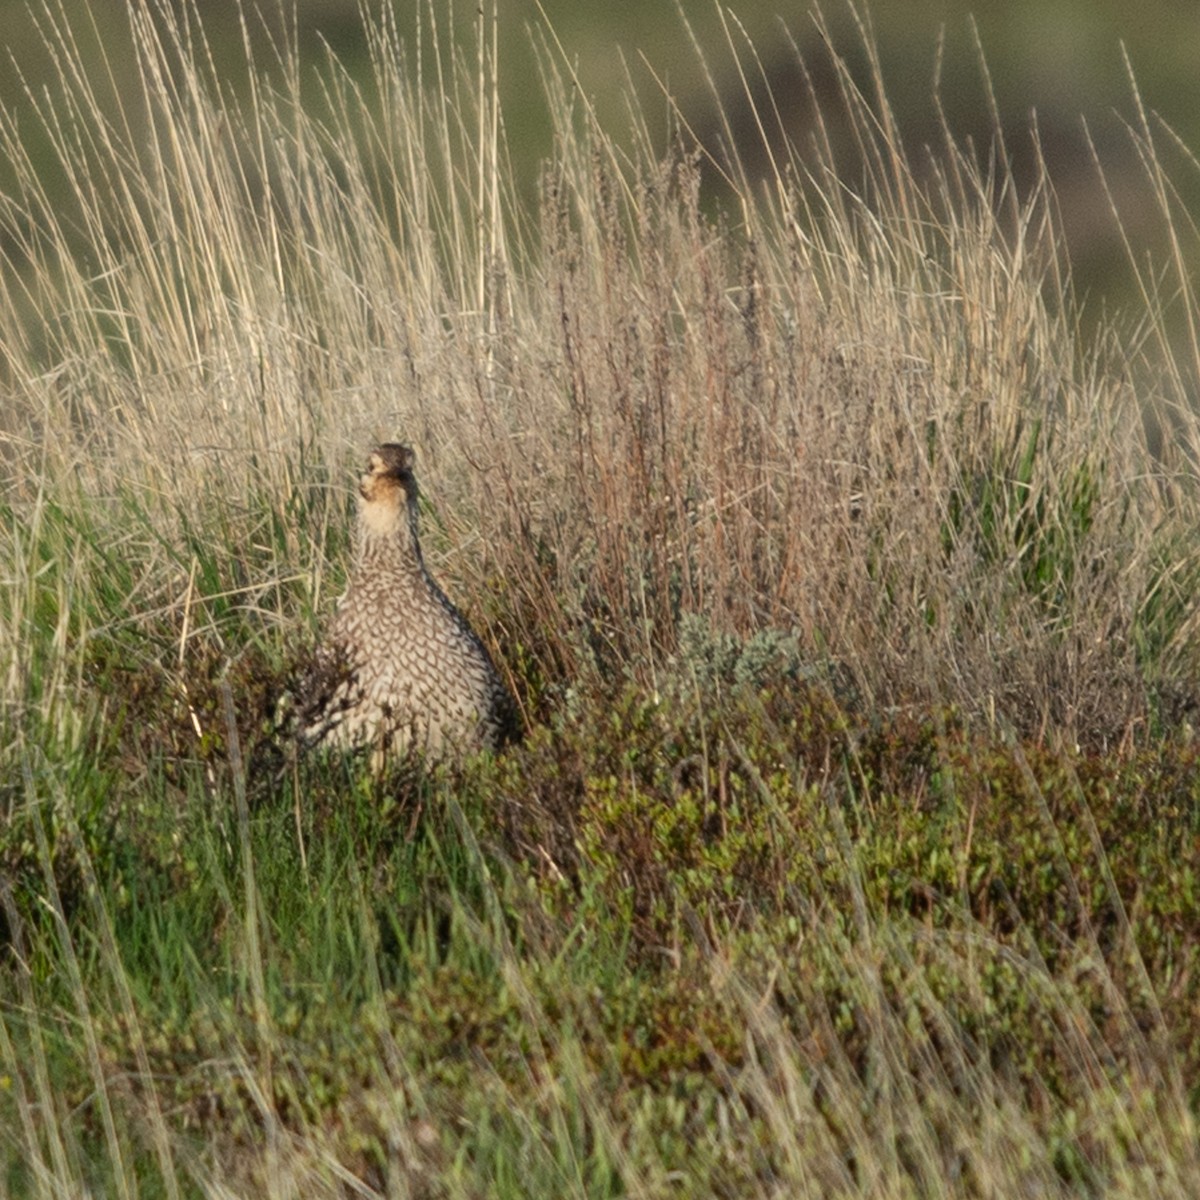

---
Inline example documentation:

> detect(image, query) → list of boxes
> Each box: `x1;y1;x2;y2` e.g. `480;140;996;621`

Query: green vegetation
3;2;1200;1195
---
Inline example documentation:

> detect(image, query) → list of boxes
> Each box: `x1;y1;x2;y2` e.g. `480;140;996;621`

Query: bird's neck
356;496;425;574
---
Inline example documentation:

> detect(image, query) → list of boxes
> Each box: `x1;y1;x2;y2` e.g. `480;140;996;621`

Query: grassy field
3;2;1200;1195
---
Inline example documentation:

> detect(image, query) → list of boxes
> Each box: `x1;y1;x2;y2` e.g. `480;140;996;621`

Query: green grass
6;686;1200;1195
4;1;1200;1195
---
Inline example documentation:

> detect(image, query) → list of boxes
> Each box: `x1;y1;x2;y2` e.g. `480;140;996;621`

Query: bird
294;443;519;761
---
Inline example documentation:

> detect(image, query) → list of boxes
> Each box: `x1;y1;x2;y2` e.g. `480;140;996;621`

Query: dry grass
2;1;1198;741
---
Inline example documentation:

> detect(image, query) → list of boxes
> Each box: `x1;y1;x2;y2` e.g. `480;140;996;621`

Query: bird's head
360;443;416;500
357;443;419;539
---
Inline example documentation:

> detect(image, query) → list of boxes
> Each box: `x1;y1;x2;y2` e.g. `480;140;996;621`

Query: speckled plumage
296;444;518;760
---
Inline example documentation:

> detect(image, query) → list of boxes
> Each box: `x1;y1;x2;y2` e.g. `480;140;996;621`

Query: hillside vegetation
3;2;1200;1196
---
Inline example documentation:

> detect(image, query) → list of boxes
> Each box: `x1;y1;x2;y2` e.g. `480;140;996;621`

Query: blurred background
2;0;1198;326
